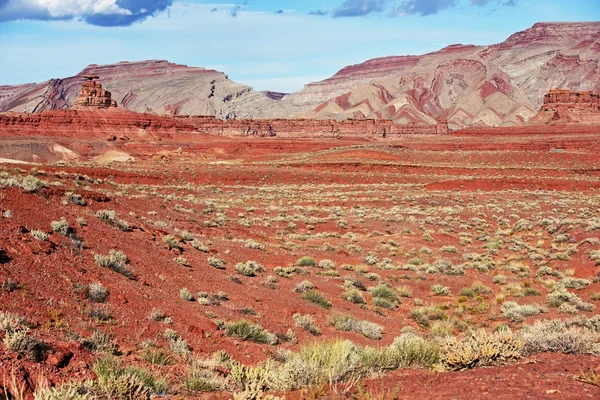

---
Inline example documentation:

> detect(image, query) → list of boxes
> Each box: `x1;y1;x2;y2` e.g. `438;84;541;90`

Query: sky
0;1;598;92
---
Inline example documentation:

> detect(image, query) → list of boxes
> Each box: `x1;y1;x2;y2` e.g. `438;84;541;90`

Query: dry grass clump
94;250;135;280
441;330;523;370
369;284;400;309
302;290;332;309
293;313;321;336
87;282;108;303
96;209;130;231
342;288;367;305
329;314;383;340
225;320;278;345
519;319;600;355
235;260;264;277
295;280;314;293
501;301;544;322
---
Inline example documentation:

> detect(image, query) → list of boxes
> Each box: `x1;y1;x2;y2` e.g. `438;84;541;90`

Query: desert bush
369;284;400;305
295;280;314;293
208;257;226;270
561;277;591;290
410;305;447;327
51;218;70;236
293;313;321;336
441;245;458;253
396;285;412;298
30;230;49;241
329;314;383;340
163;235;181;250
296;256;316;267
318;259;335;269
501;301;543;322
148;309;167;322
442;330;523;370
245;239;265;251
519;320;600;355
269;340;361;390
235;260;264;277
361;333;440;372
3;327;31;353
302;290;332;309
431;284;450;296
88;282;108;303
342;288;366;305
96;210;130;231
184;358;225;392
0;311;29;333
95;250;135;280
225;320;278;345
92;357;156;398
81;330;118;354
180;288;194;301
66;192;86;206
191;240;209;252
174;256;190;267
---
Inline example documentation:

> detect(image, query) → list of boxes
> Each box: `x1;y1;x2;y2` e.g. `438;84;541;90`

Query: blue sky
0;1;598;92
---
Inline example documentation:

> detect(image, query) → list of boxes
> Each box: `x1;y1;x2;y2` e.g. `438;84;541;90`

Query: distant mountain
1;22;598;128
0;60;276;119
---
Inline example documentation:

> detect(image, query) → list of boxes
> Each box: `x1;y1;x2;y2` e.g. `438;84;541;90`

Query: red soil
0;120;599;398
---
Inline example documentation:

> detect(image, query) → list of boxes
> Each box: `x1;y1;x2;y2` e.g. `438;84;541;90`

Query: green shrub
369;284;400;306
225;320;278;345
302;290;331;309
296;256;316;267
342;288;366;304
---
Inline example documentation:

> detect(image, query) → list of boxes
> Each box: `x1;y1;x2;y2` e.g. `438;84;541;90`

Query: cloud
332;0;387;18
470;0;490;5
394;0;458;16
0;0;173;26
308;9;328;16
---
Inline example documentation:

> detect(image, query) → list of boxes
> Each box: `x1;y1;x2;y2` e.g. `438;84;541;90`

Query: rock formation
74;76;117;109
530;89;600;124
0;22;598;128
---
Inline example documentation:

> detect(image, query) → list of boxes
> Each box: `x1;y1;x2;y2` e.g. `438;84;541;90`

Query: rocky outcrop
0;109;198;139
74;76;117;109
181;116;448;138
530;89;600;124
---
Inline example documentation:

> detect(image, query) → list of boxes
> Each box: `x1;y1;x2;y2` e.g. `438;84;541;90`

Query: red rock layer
180;116;448;138
0;109;197;139
0;110;449;140
530;89;600;124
